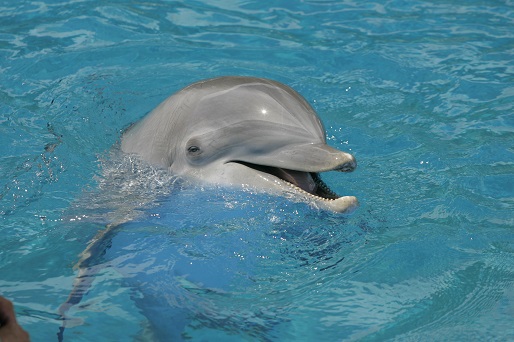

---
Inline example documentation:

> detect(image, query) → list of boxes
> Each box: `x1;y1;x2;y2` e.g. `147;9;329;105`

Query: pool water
1;0;513;341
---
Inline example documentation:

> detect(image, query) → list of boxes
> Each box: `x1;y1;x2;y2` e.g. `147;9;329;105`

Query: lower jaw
280;180;358;213
226;161;358;213
316;196;359;213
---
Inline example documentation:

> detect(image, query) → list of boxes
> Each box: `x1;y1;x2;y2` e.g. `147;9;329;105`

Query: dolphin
121;76;358;213
56;76;359;340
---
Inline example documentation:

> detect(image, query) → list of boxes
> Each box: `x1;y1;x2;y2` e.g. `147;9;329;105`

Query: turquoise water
1;0;514;341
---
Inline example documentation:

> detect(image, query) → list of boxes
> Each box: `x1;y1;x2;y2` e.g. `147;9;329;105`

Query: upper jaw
235;142;357;174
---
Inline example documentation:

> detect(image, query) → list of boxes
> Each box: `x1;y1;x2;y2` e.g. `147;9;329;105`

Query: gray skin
121;76;358;213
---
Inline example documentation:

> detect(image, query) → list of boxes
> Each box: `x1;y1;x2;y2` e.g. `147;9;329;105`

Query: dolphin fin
57;223;121;342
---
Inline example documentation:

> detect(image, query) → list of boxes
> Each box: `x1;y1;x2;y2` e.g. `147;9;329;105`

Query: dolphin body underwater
57;76;358;340
122;76;358;213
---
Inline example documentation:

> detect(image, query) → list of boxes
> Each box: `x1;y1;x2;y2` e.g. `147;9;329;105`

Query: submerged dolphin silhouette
122;76;358;213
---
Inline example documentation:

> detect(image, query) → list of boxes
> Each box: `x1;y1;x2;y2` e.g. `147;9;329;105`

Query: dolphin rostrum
121;76;358;213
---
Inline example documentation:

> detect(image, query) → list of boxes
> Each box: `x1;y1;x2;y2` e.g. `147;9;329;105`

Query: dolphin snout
335;153;357;172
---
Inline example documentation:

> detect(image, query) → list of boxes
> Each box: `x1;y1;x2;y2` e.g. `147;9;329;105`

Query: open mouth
232;161;343;201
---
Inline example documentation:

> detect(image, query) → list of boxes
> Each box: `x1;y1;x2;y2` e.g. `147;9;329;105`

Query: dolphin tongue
272;168;318;194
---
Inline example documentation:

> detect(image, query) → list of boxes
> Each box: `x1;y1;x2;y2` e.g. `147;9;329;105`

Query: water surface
1;0;513;341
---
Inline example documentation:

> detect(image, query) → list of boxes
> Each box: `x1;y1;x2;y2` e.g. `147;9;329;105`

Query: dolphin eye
187;145;201;155
186;138;203;159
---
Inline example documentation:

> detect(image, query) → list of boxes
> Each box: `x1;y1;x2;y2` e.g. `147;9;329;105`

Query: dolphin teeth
283;179;358;213
311;173;339;199
283;173;339;201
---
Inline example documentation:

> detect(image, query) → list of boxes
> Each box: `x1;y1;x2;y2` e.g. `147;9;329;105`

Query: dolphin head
121;77;358;213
